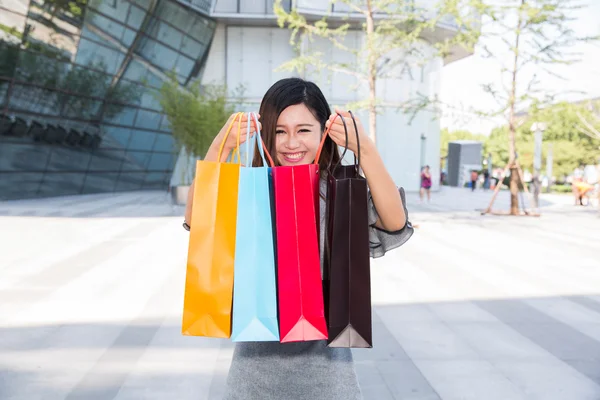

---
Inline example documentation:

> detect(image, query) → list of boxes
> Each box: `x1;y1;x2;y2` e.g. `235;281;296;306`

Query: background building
0;0;474;200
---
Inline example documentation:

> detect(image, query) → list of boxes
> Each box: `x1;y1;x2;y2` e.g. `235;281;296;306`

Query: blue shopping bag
231;112;279;342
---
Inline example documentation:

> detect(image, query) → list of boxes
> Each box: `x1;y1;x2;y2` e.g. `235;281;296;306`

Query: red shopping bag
272;160;327;343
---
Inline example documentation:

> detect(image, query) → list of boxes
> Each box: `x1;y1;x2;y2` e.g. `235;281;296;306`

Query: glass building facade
0;0;215;200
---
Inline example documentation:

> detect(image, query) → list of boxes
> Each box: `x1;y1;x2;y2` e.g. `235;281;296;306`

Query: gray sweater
223;186;413;400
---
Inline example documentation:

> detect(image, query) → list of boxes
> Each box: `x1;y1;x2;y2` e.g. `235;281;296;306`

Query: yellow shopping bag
182;113;243;337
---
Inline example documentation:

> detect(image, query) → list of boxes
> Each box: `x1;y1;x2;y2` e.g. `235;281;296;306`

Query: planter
171;185;190;206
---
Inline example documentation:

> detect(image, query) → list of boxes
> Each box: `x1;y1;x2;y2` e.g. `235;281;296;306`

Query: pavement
0;187;599;400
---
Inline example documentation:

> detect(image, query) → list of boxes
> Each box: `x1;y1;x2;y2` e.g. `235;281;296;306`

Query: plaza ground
0;187;599;399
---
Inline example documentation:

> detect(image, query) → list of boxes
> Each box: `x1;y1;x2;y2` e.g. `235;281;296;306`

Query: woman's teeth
284;152;305;160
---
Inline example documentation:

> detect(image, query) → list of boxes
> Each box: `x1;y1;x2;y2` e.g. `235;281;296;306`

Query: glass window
45;147;92;172
174;55;195;79
127;129;156;151
136;38;178;71
157;114;171;132
0;43;20;80
122;59;148;82
127;4;148;29
139;89;161;111
147;152;174;170
142;171;168;189
121;150;151;171
76;36;125;76
105;106;137;127
115;171;144;191
0;172;43;201
87;149;126;172
89;0;131;24
189;19;215;45
61;94;103;120
86;9;126;42
155;20;184;49
81;172;119;193
102;126;132;149
153;133;175;152
181;37;206;59
134;109;161;130
15;50;67;90
8;85;56;115
0;142;52;172
38;172;86;197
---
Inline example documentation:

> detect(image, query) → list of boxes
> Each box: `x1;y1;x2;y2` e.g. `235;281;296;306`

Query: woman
184;78;413;400
420;165;432;202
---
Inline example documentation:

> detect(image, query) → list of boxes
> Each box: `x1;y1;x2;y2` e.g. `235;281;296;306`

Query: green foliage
158;73;236;158
444;101;600;179
478;0;599;167
551;185;573;194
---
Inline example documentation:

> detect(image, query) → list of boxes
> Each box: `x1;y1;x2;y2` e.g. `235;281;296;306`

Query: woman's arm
184;113;258;227
325;110;407;232
360;141;407;232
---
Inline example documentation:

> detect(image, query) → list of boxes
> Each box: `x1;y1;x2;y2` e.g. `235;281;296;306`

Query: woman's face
275;103;322;166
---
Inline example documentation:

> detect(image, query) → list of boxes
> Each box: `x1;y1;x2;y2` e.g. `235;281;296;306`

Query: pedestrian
420;165;432;203
483;169;490;190
470;170;478;191
183;78;414;400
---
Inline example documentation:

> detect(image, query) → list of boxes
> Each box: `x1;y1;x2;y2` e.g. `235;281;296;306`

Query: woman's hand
216;112;261;154
205;112;261;162
324;109;374;156
186;112;261;226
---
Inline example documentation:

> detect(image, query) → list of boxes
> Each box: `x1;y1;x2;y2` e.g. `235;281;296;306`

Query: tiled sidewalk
0;189;599;399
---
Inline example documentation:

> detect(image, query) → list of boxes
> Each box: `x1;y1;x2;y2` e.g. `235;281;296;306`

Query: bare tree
480;0;598;215
274;0;483;143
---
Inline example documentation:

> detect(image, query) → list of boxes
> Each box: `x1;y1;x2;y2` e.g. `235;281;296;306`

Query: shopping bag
231;112;279;342
182;112;243;338
322;112;372;348
272;145;327;343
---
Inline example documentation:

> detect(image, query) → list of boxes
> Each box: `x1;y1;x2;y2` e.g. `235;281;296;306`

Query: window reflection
0;0;217;200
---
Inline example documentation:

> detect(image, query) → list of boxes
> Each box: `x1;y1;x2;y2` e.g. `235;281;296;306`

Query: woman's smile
280;151;307;163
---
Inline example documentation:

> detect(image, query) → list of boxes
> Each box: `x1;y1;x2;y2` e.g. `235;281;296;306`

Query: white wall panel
213;0;237;13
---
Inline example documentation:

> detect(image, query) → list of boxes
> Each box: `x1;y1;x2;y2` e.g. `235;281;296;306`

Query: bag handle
217;112;243;163
314;111;361;174
348;110;360;173
314;113;340;166
245;112;275;168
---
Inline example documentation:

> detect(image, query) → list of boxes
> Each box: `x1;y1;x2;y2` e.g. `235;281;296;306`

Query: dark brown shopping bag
323;111;372;348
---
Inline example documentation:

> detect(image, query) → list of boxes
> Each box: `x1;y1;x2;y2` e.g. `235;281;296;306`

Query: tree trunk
507;0;524;215
365;0;377;143
509;167;519;215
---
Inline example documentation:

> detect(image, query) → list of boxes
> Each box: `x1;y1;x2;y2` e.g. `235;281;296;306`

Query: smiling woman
252;78;341;170
184;77;413;400
274;104;320;165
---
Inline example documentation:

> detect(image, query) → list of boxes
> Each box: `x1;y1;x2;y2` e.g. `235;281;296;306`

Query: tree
484;101;600;181
479;0;598;214
159;74;238;160
274;0;483;143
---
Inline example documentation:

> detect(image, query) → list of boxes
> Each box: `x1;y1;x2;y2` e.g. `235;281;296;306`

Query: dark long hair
253;78;340;171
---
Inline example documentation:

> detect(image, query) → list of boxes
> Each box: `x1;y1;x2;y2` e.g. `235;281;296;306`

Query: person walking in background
483;169;490;191
470;170;478;192
420;165;432;203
